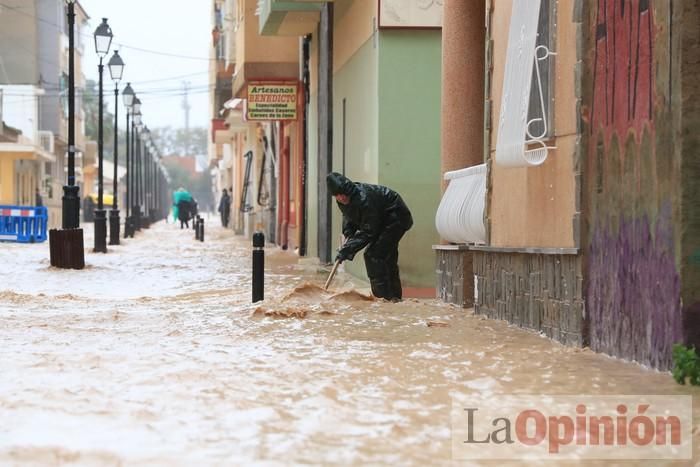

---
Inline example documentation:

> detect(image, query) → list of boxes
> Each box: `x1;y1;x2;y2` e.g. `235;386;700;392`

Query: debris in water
427;321;450;328
253;306;308;319
318;310;338;316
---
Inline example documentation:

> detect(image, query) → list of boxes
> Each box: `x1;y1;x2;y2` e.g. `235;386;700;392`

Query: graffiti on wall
585;1;683;369
590;0;654;146
587;203;683;368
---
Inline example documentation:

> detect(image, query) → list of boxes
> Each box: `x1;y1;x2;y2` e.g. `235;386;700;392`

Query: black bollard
199;218;204;242
194;218;200;240
252;231;264;303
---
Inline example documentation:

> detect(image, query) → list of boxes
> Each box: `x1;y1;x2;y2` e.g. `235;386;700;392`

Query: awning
435;164;487;244
0;143;56;163
257;0;329;36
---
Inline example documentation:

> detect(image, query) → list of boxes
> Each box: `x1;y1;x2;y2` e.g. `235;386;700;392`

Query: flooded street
1;221;699;466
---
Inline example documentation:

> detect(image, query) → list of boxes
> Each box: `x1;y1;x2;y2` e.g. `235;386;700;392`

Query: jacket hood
326;172;355;196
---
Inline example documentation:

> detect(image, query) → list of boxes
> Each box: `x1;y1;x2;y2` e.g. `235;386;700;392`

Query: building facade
210;0;443;293
436;0;700;370
0;0;91;229
207;0;699;369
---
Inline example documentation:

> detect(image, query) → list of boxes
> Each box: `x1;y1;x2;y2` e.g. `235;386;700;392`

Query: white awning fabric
435;163;486;244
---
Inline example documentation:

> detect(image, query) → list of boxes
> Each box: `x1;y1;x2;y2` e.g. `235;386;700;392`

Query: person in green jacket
172;188;193;226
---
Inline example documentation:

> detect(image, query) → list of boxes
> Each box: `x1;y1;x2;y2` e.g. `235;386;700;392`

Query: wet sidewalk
0;221;698;466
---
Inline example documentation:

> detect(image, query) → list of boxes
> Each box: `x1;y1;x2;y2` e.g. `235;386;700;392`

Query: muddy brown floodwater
0;221;698;466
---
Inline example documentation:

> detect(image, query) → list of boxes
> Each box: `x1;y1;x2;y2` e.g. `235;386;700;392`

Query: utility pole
182;81;191;156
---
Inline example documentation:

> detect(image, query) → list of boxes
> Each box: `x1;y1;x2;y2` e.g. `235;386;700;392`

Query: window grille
495;0;556;168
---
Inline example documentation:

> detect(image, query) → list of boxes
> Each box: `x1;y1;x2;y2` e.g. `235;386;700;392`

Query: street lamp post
143;128;151;228
129;99;141;235
142;127;152;225
49;0;85;269
150;143;156;222
151;146;159;221
149;140;156;222
152;146;159;221
133;110;143;230
93;18;113;253
144;140;150;224
108;50;124;245
122;83;134;238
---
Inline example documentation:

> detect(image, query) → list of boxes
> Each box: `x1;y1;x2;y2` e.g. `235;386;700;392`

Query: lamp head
133;97;142;114
108;50;124;82
94;18;113;57
122;82;134;108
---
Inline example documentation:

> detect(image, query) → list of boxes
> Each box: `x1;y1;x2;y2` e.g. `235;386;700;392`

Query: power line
38;71;210;90
130;71;209;85
113;42;215;62
0;2;219;62
1;82;216;96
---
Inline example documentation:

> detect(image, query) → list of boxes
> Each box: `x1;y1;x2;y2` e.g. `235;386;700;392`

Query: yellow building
0;119;55;207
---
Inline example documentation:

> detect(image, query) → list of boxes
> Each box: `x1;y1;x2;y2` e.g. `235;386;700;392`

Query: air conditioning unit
38;130;55;153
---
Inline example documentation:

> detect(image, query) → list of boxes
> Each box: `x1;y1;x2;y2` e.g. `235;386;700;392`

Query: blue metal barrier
0;205;48;243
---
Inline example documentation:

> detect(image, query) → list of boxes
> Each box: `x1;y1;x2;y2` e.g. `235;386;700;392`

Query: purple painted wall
587;203;683;368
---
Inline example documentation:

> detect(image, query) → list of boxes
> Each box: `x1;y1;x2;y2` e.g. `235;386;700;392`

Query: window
63;6;70;35
495;0;556;168
217;35;225;60
75;20;85;52
59;73;69;118
527;0;556;140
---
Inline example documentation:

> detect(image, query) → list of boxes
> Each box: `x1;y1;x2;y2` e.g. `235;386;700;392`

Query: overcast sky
79;0;211;130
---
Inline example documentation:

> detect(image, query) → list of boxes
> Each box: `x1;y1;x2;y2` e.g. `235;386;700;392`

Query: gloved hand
335;249;350;263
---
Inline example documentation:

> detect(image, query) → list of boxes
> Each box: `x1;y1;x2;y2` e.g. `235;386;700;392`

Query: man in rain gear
218;189;231;227
326;172;413;301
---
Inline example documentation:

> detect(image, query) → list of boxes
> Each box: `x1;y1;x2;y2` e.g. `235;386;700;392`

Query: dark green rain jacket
326;172;413;260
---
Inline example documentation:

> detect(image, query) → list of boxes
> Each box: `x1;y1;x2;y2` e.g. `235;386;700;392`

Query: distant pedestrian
172;188;194;227
83;196;95;222
326;172;413;301
177;200;192;229
35;188;43;207
218;189;231;227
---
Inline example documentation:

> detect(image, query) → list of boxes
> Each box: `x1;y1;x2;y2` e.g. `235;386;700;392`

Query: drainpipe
318;3;333;263
296;106;305;253
299;35;311;257
275;125;282;247
280;123;290;250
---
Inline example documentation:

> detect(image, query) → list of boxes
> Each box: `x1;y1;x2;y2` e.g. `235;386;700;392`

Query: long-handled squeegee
323;259;341;291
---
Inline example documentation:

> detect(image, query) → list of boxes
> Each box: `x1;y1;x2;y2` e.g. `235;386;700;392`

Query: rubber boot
369;279;391;300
